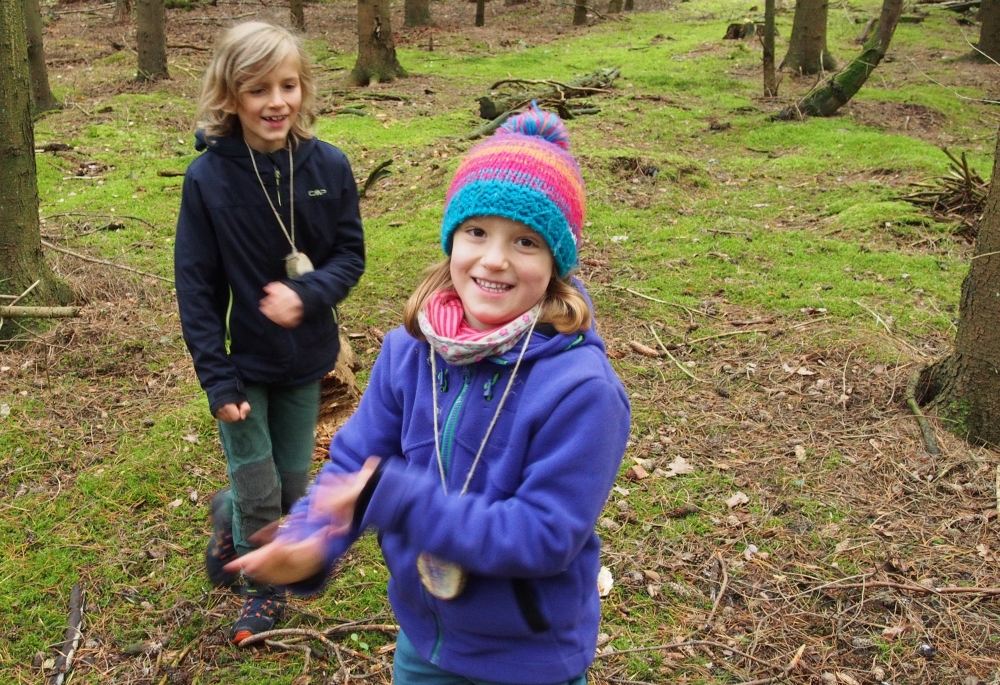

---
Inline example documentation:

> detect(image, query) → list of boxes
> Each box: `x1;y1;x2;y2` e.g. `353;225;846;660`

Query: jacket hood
488;278;605;366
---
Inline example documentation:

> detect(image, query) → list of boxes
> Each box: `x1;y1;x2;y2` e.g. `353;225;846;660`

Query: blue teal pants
393;630;588;685
216;381;319;555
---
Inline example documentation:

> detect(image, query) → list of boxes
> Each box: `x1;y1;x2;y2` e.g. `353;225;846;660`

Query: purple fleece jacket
283;293;630;684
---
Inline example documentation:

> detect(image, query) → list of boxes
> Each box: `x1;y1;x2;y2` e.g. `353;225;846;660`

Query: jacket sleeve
279;331;407;592
174;171;247;416
285;149;365;319
361;375;630;579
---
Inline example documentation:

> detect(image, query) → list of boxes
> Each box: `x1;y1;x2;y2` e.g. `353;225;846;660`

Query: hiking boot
206;488;238;589
229;583;287;644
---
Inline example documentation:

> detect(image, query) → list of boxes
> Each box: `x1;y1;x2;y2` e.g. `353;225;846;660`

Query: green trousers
216;381;319;555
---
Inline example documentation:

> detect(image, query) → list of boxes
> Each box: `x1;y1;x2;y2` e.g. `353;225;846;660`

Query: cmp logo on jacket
308;189;327;197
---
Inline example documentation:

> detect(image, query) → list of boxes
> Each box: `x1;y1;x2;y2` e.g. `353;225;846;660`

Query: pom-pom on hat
441;104;585;278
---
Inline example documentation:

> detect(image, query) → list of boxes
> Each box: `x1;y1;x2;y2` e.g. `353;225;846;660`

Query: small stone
917;643;936;658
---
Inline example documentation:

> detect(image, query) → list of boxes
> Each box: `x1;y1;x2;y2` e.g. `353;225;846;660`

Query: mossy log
477;68;620;120
778;0;902;120
0;305;80;318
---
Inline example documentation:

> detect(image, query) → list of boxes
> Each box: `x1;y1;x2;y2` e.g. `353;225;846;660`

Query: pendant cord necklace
246;139;297;256
429;316;539;497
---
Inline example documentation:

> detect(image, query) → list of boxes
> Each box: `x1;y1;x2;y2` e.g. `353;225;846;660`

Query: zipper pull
274;167;282;205
437;367;449;393
483;372;501;401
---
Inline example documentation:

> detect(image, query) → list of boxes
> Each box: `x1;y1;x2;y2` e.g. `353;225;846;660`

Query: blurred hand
260;282;304;328
308;457;382;535
224;534;326;586
216;401;251;422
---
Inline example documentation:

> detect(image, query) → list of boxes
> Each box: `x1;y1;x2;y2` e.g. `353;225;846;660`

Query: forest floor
3;0;1000;683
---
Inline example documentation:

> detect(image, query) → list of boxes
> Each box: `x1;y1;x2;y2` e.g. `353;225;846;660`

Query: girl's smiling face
449;216;554;331
236;51;302;153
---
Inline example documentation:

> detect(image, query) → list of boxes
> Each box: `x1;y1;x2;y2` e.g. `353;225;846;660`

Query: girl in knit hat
226;106;631;685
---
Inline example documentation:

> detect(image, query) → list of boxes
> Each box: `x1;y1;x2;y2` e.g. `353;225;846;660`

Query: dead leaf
597;566;614;597
882;624;909;639
168;498;183;508
181;433;200;444
664;455;694;478
836;673;861;685
643;569;662;582
626;464;649;480
725;491;749;508
795;444;806;461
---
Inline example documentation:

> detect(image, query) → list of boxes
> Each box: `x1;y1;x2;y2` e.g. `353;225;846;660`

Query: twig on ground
43;211;158;231
41;240;172;283
705;552;730;628
10;280;41;306
46;583;84;685
264;640;311;674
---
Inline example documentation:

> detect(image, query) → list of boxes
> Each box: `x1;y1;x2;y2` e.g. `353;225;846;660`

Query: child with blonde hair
226;106;629;683
174;20;365;643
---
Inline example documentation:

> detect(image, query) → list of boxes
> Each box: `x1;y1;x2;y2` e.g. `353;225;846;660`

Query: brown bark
977;0;1000;62
779;0;902;119
24;0;59;113
623;0;633;9
349;0;406;86
920;127;1000;448
0;0;72;309
781;0;837;75
608;0;622;13
290;0;305;31
763;0;777;96
403;0;431;27
573;0;587;25
135;0;168;81
113;0;133;23
475;0;485;26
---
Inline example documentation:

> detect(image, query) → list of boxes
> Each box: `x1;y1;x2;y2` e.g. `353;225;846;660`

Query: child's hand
308;457;382;535
223;534;326;586
216;401;251;422
260;282;304;328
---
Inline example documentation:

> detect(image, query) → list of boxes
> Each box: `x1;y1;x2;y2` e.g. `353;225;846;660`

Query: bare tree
0;0;72;311
135;0;168;81
573;0;587;25
404;0;431;27
24;0;60;113
763;0;777;96
114;0;133;23
475;0;485;26
779;0;902;119
349;0;405;86
608;0;622;13
781;0;836;75
290;0;305;31
919;127;1000;447
977;0;1000;62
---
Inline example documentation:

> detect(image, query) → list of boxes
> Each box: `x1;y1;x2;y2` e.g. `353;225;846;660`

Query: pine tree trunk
135;0;168;81
779;0;902;119
608;0;622;13
919;127;1000;448
404;0;431;27
24;0;60;113
113;0;133;23
781;0;837;75
349;0;406;86
977;0;1000;62
290;0;305;31
475;0;485;26
573;0;587;25
0;0;72;310
763;0;777;96
623;0;633;10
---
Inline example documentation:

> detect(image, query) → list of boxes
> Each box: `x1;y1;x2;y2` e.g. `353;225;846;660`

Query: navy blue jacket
281;287;631;684
175;132;365;415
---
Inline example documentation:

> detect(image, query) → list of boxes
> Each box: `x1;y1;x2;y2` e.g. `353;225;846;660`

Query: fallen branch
42;211;158;231
47;583;85;685
0;306;80;318
41;240;173;283
478;67;620;120
906;365;941;456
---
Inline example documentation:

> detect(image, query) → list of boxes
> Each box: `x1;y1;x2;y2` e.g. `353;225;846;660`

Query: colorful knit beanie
440;105;586;278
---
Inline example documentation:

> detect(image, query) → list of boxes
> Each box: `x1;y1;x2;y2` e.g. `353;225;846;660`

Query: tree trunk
0;0;73;312
919;127;1000;447
404;0;431;27
349;0;406;86
623;0;633;9
977;0;1000;62
763;0;777;96
24;0;59;113
475;0;485;26
290;0;305;31
135;0;168;81
779;0;903;119
608;0;622;13
573;0;587;25
781;0;837;75
113;0;133;23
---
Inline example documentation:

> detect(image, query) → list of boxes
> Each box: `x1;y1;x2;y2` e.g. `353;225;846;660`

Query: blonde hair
402;259;592;339
196;21;316;141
